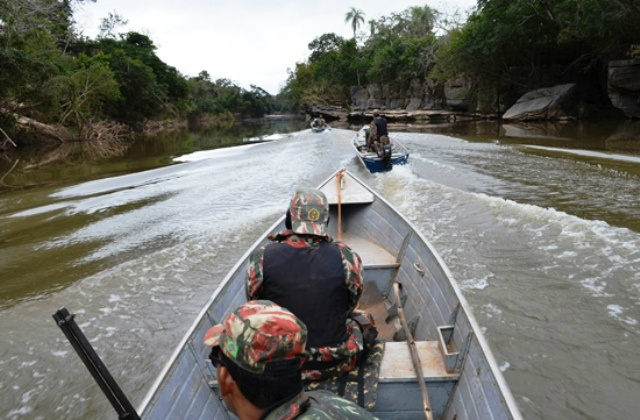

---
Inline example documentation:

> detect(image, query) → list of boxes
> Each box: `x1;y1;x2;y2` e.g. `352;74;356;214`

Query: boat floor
340;232;397;266
358;282;397;341
339;232;397;340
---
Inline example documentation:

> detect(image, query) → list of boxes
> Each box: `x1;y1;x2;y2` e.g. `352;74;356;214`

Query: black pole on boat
52;307;142;420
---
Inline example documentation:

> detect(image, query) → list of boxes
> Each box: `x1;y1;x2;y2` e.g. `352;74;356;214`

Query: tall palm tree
345;7;365;39
368;19;377;36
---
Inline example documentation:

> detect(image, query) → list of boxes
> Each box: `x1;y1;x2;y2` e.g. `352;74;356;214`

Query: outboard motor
382;144;393;170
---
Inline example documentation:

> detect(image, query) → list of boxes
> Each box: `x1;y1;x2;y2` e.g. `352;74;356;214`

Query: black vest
260;240;349;348
374;117;388;136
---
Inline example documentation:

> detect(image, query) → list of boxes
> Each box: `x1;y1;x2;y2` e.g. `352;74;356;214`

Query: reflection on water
398;119;640;153
0;116;307;191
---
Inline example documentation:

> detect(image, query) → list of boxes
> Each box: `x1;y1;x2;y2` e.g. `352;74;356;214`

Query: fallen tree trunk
0;108;72;143
0;126;17;149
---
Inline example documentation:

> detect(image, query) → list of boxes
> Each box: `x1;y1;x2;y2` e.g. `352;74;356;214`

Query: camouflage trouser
305;339;385;410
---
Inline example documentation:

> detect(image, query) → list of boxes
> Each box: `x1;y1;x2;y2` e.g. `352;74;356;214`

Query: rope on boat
336;168;346;242
393;282;433;420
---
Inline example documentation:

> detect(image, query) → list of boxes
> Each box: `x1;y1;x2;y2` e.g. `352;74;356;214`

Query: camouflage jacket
246;230;364;380
262;390;379;420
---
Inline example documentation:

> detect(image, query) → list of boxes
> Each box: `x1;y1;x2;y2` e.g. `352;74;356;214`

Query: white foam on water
607;305;638;326
410;152;457;170
482;303;503;319
460;275;490;291
526;145;640;163
372;161;640;334
499;361;511;372
173;143;260;162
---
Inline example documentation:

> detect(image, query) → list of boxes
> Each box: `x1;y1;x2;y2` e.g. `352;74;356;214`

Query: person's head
204;300;308;416
287;188;329;236
373;109;380;117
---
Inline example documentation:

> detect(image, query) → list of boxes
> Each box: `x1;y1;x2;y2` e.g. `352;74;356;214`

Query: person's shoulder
249;244;268;260
333;241;360;258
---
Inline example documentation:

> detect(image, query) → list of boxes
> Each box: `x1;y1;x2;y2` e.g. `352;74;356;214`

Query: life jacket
260;240;349;348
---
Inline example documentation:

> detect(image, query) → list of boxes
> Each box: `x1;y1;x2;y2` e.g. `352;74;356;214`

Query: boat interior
319;174;466;420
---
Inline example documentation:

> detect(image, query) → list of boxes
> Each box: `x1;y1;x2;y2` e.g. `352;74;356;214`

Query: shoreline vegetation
1;1;639;155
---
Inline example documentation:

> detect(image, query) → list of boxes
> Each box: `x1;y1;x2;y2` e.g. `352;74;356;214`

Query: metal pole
52;307;141;420
392;283;433;420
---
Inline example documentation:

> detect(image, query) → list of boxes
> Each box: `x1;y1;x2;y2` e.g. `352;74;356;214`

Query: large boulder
444;78;470;111
502;84;577;121
405;79;424;110
608;58;640;119
350;86;369;111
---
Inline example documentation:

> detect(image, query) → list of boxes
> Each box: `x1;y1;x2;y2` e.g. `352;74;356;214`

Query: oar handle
393;283;433;420
336;168;346;242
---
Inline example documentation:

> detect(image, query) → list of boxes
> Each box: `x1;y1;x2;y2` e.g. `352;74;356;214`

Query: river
0;118;638;420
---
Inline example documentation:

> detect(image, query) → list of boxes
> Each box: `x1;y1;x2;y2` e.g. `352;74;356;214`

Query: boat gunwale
138;168;523;420
137;170;342;414
345;171;523;420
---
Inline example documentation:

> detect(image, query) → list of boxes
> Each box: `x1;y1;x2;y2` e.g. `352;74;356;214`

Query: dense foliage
0;0;276;142
282;1;640;109
433;0;640;89
281;5;441;108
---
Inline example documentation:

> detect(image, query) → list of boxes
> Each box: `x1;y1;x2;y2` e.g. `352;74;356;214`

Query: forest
2;0;639;147
282;1;640;112
0;0;277;146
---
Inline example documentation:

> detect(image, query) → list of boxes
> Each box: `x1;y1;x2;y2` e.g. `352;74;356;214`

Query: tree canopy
0;1;276;142
283;1;640;110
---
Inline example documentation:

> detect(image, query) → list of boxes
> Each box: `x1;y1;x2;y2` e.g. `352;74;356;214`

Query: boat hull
138;170;522;420
353;128;409;173
362;153;409;173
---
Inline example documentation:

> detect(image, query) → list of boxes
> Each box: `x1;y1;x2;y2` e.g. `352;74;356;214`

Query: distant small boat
353;126;409;173
138;169;523;420
310;119;328;132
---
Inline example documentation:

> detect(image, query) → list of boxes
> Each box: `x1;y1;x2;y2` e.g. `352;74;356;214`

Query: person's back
246;188;364;381
260;240;349;348
374;117;387;137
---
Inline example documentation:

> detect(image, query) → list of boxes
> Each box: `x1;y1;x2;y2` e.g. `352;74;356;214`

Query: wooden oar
336;168;346;241
393;282;433;420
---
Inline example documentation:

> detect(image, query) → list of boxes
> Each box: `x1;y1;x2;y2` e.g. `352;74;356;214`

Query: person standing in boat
245;188;365;382
204;300;378;420
370;110;389;151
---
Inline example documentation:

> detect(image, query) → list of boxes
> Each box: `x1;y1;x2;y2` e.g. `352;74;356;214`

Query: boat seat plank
320;172;374;204
340;233;397;267
379;341;460;382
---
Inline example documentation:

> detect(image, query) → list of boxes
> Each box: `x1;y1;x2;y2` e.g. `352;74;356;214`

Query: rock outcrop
608;58;640;119
502;84;578;121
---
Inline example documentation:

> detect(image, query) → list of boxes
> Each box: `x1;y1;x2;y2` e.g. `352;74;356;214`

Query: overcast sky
75;1;477;95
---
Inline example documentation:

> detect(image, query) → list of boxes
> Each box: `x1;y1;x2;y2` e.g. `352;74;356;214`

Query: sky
74;1;478;95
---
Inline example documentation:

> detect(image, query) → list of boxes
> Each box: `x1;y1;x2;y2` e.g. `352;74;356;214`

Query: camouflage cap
289;188;329;236
204;300;307;374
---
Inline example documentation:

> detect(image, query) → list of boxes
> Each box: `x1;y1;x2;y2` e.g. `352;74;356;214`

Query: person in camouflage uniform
204;300;379;420
245;188;365;382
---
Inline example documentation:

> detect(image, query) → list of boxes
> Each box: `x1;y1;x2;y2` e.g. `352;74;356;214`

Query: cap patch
308;208;320;221
225;337;239;358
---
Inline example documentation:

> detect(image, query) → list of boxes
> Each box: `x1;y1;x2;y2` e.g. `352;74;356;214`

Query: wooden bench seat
373;341;460;420
379;341;460;383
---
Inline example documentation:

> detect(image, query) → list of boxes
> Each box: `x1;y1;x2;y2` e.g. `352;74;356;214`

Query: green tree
345;7;365;40
49;62;120;134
